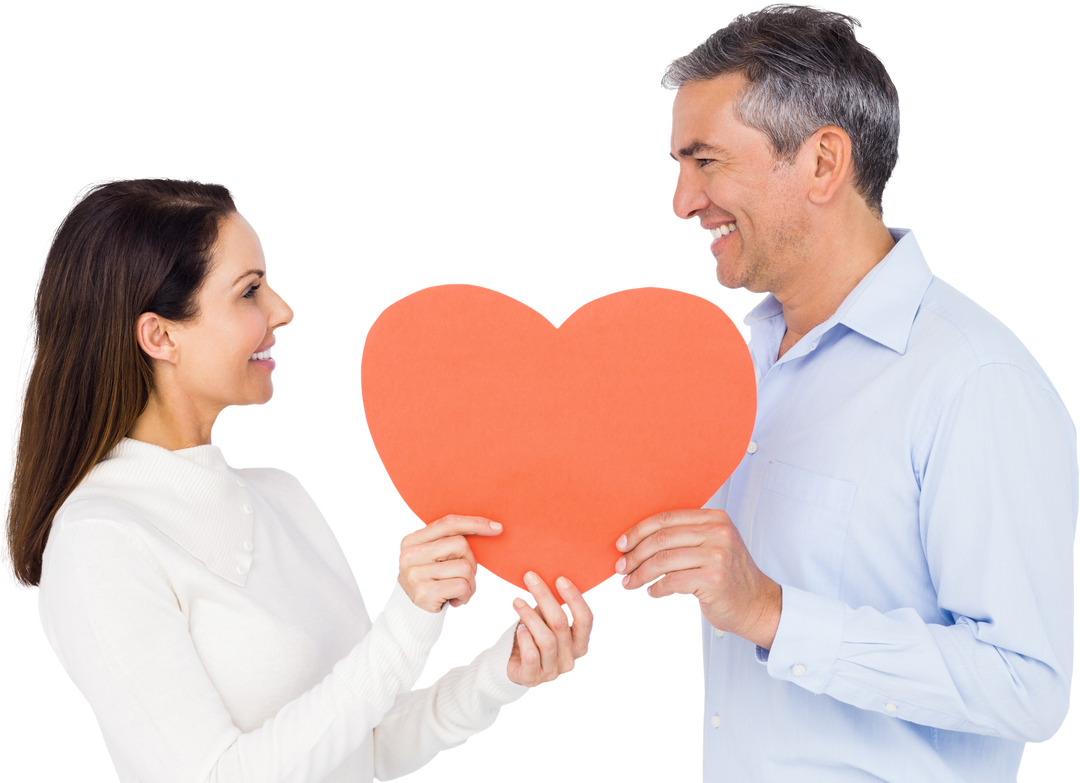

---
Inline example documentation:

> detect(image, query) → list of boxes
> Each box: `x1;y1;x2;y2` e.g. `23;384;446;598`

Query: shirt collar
72;438;254;586
744;228;934;360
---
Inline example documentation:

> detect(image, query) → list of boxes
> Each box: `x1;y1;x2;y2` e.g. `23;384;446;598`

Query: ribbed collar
744;228;934;369
69;438;255;586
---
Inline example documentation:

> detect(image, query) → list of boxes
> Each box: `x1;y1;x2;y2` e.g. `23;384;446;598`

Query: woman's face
168;212;293;414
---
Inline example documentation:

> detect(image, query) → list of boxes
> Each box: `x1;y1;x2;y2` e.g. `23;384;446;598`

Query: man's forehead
670;73;753;155
673;76;740;118
670;101;739;158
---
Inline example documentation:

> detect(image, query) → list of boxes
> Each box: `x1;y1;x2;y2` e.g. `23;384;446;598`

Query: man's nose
672;167;710;220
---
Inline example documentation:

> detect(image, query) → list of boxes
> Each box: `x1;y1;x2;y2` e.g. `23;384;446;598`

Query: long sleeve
705;233;1077;780
764;362;1077;741
39;509;445;783
372;623;528;780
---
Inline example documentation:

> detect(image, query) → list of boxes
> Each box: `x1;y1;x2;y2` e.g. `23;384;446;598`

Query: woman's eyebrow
232;268;263;287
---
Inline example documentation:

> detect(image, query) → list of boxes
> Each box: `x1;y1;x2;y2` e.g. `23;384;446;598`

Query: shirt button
710;715;721;728
885;703;898;713
791;664;806;677
243;503;254;514
714;628;725;637
236;563;249;575
236;478;246;488
746;441;758;454
243;540;254;552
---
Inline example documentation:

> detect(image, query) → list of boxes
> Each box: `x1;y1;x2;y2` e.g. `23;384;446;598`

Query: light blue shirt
703;229;1077;782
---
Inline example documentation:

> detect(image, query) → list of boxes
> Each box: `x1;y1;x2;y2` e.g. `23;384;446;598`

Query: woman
6;179;591;782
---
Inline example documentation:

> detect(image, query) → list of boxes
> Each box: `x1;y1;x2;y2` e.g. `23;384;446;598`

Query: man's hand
616;509;782;649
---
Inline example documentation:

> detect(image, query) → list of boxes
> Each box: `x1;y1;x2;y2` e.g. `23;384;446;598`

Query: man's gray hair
663;5;899;216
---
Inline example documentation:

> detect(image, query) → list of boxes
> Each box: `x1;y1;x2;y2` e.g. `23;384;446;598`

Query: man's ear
806;125;852;206
135;312;178;363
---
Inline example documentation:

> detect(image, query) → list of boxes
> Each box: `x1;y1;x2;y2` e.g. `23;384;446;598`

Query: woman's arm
41;511;431;782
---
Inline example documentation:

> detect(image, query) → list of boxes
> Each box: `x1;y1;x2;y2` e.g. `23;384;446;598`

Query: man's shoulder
913;277;1052;390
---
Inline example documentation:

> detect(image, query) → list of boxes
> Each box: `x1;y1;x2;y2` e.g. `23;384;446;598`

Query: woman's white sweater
38;438;526;782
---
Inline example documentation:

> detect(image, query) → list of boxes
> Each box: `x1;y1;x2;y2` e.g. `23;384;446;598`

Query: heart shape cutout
361;285;756;593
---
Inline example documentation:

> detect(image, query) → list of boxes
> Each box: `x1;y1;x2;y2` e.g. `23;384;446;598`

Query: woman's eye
243;284;261;299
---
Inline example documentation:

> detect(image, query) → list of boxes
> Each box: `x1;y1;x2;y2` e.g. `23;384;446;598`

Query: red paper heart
361;285;756;593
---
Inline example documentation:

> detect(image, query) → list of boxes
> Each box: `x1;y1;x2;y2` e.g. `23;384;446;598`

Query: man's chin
712;265;764;295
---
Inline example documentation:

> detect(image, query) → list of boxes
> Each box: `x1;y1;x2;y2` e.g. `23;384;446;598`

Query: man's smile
708;222;740;260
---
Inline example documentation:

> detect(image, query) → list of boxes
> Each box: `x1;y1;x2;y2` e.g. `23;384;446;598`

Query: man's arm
793;361;1077;740
618;362;1077;741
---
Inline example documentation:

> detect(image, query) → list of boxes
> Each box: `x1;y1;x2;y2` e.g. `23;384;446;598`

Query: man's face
670;73;810;294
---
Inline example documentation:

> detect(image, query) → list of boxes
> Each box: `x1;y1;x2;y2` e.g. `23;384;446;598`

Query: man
616;6;1077;781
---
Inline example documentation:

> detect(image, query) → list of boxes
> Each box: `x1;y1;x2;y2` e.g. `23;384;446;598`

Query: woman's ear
135;312;178;363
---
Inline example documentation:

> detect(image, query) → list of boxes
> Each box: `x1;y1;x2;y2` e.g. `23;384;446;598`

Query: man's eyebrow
674;141;727;159
233;269;265;285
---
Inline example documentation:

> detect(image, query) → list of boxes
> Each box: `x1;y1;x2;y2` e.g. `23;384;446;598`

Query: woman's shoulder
236;465;326;524
55;493;150;526
234;466;322;518
42;496;174;587
230;455;317;482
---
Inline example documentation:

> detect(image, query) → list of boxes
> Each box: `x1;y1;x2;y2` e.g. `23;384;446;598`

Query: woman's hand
507;572;593;686
398;515;503;613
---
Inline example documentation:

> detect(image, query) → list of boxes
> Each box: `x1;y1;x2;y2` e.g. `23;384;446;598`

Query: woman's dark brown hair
7;179;236;586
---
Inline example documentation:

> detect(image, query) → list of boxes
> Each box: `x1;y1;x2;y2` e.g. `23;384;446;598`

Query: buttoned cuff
765;584;845;694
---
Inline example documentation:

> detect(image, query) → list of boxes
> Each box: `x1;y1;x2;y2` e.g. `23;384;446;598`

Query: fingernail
616;534;627;551
513;597;527;610
489;521;503;531
615;556;626;574
556;576;571;591
622;575;629;588
524;571;540;586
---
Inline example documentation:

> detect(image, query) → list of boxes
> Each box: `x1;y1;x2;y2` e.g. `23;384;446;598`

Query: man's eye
243;284;261;299
697;158;715;168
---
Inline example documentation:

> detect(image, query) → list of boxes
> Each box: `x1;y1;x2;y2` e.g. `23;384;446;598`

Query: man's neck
774;218;896;359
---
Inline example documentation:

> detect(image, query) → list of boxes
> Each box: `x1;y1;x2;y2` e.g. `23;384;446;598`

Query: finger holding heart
398;515;503;612
616;508;782;649
507;572;593;686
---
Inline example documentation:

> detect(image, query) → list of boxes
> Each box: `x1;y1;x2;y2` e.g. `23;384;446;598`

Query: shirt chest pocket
752;461;856;600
